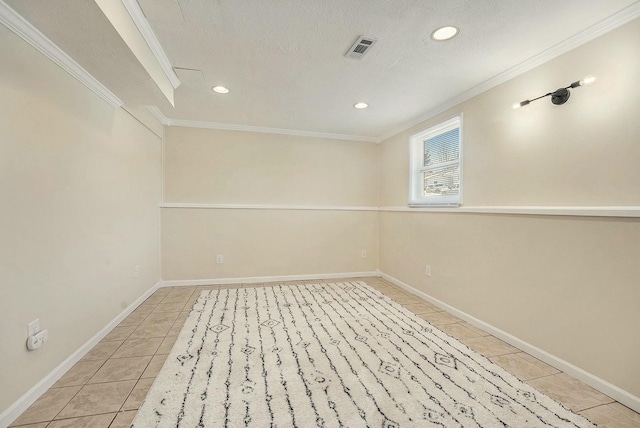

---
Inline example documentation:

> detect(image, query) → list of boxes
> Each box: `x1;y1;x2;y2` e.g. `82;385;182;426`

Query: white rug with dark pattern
133;282;595;427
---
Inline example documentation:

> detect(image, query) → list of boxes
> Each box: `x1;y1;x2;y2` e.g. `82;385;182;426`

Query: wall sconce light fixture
512;75;596;109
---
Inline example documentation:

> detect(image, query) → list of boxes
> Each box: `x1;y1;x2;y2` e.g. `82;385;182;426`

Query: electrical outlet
361;250;367;258
216;255;224;264
26;329;49;351
425;264;432;277
134;264;140;278
28;319;40;337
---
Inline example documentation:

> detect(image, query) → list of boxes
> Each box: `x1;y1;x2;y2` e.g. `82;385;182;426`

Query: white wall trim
161;203;379;212
0;0;123;109
379;271;640;413
161;203;640;217
144;106;379;143
147;105;170;125
0;281;162;428
378;2;640;142
121;0;181;89
168;118;380;143
381;205;640;218
162;271;380;287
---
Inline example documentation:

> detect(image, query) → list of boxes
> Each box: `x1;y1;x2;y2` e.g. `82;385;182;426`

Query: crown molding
147;105;170;125
145;106;380;143
121;0;181;90
0;0;123;109
378;2;640;142
168;118;380;143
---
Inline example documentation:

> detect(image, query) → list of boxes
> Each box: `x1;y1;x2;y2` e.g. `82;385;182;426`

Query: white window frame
409;114;463;207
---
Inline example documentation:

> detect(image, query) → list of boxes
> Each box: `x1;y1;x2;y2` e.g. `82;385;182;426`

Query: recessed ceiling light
354;102;368;109
431;26;459;41
212;86;229;94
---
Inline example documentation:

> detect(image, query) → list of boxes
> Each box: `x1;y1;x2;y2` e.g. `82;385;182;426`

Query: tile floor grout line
118;377;147;414
45;409;121;423
579;403;614;413
524;372;562;383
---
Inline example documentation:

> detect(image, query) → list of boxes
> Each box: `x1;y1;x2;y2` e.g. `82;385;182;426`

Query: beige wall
162;127;379;280
164;127;379;206
162;209;378;280
0;25;162;413
123;105;164;139
379;19;640;398
380;212;640;395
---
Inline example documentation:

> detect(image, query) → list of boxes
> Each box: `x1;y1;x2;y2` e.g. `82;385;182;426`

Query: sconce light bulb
580;75;596;86
512;100;530;110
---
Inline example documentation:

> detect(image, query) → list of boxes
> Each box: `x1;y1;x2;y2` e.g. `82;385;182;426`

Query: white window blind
409;115;462;206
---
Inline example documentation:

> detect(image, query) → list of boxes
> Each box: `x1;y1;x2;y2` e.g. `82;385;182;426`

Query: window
409;115;462;206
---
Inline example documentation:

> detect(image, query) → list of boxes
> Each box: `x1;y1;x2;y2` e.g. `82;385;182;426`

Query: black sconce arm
512;75;595;109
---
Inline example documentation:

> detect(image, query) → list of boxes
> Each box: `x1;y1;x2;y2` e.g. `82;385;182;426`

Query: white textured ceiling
6;0;638;139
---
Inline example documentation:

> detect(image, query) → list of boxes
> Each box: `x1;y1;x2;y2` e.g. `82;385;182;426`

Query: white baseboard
379;271;640;413
162;271;380;287
0;281;162;428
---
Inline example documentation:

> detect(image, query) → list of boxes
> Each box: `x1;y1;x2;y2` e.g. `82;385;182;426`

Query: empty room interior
1;1;639;427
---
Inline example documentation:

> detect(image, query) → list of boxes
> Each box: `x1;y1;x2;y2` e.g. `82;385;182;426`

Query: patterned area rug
133;282;595;427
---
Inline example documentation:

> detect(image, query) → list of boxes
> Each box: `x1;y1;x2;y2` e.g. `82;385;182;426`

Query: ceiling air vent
345;36;377;60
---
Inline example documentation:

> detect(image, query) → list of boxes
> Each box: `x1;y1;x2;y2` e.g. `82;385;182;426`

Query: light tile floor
9;278;640;427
